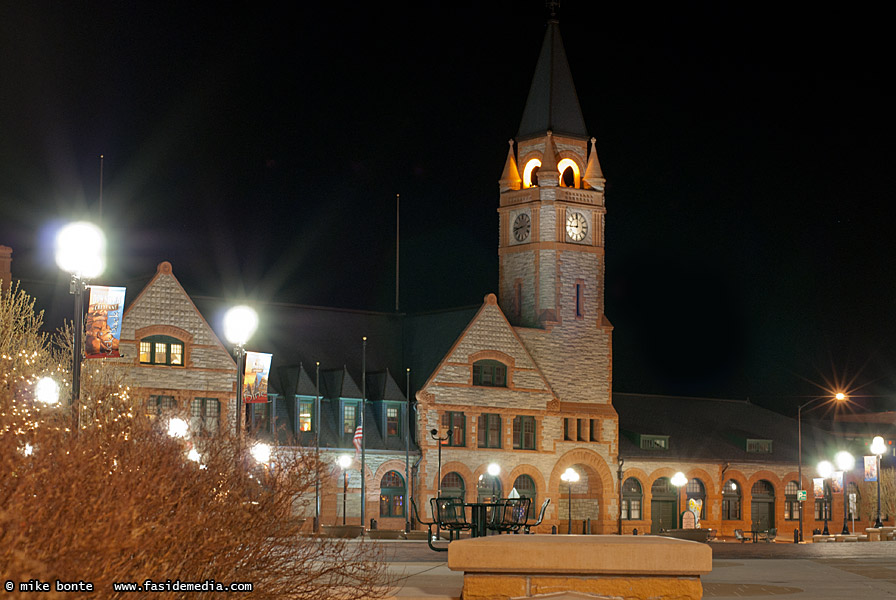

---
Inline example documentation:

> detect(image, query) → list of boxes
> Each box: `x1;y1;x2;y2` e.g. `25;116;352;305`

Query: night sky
1;2;893;414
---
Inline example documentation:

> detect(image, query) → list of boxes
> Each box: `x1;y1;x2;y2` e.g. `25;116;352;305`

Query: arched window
751;480;774;498
477;472;503;502
513;475;537;518
621;477;642;520
686;478;706;519
784;480;799;520
441;472;465;499
472;360;507;387
379;470;405;517
139;335;184;366
522;159;541;188
722;479;741;520
557;158;580;188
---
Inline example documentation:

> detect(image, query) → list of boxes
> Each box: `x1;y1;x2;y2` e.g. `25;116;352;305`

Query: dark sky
1;2;893;413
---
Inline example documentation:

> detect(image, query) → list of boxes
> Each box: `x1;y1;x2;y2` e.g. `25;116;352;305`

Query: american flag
353;425;363;457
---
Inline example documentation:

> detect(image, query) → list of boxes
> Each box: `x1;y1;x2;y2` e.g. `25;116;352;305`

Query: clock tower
497;16;613;407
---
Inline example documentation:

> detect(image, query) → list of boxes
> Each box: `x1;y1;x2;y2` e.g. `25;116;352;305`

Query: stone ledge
448;535;712;576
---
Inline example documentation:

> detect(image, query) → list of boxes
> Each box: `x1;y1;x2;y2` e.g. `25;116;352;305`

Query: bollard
551;525;557;535
632;528;638;535
582;520;588;534
794;528;799;544
370;518;377;530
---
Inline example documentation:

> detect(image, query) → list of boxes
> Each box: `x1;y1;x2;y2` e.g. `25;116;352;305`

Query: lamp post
871;436;887;528
430;428;452;496
405;368;411;533
797;392;847;541
35;377;60;406
835;450;855;534
55;221;106;433
561;467;579;534
223;305;258;438
487;463;501;500
338;454;352;525
671;472;688;529
817;460;833;535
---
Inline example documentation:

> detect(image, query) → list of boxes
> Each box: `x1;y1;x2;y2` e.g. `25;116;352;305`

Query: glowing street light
167;417;189;439
561;467;580;534
871;436;887;528
835;451;855;534
337;454;352;525
55;221;106;432
671;471;688;529
35;377;60;405
797;392;847;541
223;305;258;437
251;442;272;465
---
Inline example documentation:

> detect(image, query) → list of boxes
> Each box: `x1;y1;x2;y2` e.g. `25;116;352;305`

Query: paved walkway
378;539;896;599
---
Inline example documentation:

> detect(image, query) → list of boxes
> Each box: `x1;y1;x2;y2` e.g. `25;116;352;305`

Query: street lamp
871;436;887;528
671;472;688;529
817;460;833;535
430;428;452;497
55;221;106;432
835;450;855;534
487;463;501;500
167;417;189;439
797;392;847;541
251;442;272;466
337;454;352;525
561;467;579;534
35;377;60;405
223;305;258;437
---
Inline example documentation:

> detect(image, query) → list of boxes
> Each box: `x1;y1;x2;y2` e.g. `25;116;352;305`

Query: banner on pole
86;286;126;358
865;455;878;482
242;351;272;403
831;471;844;494
813;478;825;499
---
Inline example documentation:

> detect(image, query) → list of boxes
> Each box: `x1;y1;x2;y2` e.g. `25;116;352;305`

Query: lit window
343;404;356;435
139;335;186;367
299;401;313;432
139;341;151;363
640;435;669;450
522;158;542;188
442;412;466;447
386;406;400;437
170;343;183;365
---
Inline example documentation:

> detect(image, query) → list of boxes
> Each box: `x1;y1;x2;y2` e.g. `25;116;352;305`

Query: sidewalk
379;540;896;599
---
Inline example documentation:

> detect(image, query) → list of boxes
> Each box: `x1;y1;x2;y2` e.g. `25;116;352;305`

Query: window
575;282;584;318
722;479;741;520
386;406;400;438
139;335;184;366
746;439;773;453
441;412;466;447
190;397;219;434
146;395;175;416
513;475;537;518
576;418;587;441
343;404;357;435
686;478;706;518
563;418;572;441
441;472;465;499
472;360;507;387
784;480;799;520
478;414;501;448
589;419;599;442
513;281;522;320
621;477;642;520
512;416;536;450
640;435;668;450
298;401;313;432
379;471;405;517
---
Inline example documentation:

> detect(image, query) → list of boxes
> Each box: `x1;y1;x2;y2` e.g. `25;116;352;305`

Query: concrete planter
322;525;364;539
367;529;403;539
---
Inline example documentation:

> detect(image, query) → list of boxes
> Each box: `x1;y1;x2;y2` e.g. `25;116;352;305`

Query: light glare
54;221;106;279
223;305;259;346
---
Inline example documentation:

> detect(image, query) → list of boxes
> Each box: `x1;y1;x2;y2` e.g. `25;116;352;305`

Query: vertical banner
242;351;272;403
865;455;878;482
813;478;825;499
85;286;126;358
831;471;844;494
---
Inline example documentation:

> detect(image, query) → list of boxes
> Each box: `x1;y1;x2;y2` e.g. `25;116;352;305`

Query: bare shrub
0;283;390;599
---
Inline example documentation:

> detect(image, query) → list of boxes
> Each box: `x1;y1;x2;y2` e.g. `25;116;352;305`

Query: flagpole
395;193;400;312
314;361;321;533
405;367;411;533
361;336;367;530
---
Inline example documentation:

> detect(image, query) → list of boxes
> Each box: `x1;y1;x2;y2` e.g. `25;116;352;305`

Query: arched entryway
651;477;677;532
558;463;603;534
750;480;775;530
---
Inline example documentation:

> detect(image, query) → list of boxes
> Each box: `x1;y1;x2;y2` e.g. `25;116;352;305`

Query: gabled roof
367;369;407;403
614;393;841;464
517;18;588;141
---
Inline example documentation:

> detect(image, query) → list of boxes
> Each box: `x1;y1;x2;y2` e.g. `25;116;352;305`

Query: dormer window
639;434;668;450
746;439;773;453
472;360;507;387
139;335;184;366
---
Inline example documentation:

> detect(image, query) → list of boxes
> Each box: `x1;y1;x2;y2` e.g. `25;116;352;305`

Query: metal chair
411;498;447;552
524;498;551;534
758;527;776;543
734;528;747;543
431;497;471;539
489;498;532;534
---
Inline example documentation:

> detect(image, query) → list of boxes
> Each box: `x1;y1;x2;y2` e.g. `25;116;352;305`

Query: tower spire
499;139;522;192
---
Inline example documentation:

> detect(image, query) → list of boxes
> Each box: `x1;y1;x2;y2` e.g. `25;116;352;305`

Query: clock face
513;212;531;242
565;211;588;242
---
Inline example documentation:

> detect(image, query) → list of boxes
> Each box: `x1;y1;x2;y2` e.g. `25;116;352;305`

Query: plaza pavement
375;538;896;599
